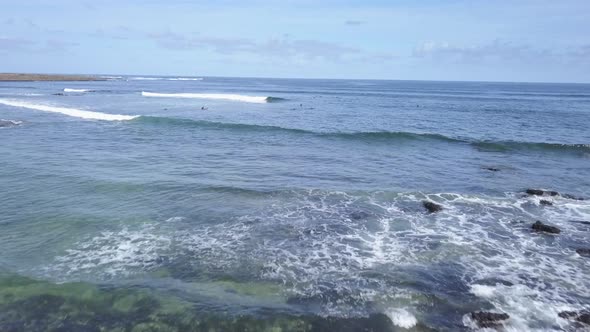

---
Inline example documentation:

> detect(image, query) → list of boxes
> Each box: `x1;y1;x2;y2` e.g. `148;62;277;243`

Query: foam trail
142;91;269;104
0;99;138;121
64;88;90;93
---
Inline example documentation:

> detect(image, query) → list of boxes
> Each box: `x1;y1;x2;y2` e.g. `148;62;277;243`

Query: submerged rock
576;248;590;257
539;200;553;206
423;201;443;213
484;167;500;172
473;278;514;287
559;310;590;325
563;193;585;201
349;211;371;220
470;311;510;328
532;221;561;234
570;220;590;225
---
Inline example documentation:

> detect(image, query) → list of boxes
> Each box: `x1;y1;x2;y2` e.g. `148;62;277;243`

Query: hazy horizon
1;1;590;83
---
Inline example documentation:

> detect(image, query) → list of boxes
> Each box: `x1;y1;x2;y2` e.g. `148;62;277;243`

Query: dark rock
526;189;545;196
53;93;65;96
526;189;559;196
470;311;510;328
423;201;443;213
559;310;590;325
484;167;500;172
539;200;553;206
532;221;561;234
576;248;590;257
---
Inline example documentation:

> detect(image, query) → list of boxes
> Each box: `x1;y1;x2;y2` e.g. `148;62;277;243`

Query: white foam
386;308;418;329
470;284;496;298
0;99;138;121
131;77;160;80
51;225;171;278
64;88;90;93
141;91;269;103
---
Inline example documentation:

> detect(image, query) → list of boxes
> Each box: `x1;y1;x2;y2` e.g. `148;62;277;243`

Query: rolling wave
141;91;284;103
64;88;92;93
135;116;310;134
133;116;590;153
474;141;590;153
0;99;138;121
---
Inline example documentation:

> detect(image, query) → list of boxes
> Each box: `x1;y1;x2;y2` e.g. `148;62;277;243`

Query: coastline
0;73;103;82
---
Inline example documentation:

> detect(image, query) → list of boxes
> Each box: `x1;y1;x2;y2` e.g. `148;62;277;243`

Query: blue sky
1;0;589;82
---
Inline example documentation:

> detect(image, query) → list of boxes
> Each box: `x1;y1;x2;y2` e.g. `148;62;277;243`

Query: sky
1;0;589;82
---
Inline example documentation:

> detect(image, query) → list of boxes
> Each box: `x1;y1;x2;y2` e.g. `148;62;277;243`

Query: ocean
0;77;589;331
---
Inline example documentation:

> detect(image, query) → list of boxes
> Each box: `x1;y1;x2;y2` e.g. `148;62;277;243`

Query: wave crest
0;99;138;121
141;91;283;103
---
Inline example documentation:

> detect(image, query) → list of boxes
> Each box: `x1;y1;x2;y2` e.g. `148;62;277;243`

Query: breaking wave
0;99;138;121
130;77;203;81
141;91;284;103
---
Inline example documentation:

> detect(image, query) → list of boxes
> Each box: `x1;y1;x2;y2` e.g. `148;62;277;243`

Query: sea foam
141;91;270;103
0;99;138;121
64;88;90;93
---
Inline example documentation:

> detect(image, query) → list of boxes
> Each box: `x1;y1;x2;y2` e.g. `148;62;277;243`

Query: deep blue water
1;77;589;331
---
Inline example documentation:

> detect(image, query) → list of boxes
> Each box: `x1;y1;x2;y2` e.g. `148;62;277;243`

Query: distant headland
0;73;103;81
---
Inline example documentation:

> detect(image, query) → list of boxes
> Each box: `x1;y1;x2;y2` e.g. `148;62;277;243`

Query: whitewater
0;99;138;121
141;91;271;103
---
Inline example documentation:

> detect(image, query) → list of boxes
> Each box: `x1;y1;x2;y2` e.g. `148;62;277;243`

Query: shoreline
0;73;103;82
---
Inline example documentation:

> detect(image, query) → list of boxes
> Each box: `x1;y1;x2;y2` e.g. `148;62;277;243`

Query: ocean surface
0;77;589;331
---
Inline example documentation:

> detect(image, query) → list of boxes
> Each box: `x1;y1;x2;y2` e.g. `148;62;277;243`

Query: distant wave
473;141;590;153
130;77;203;81
167;78;203;81
0;99;138;121
101;76;124;80
64;88;92;93
0;92;44;96
141;91;284;104
0;119;23;127
133;116;590;154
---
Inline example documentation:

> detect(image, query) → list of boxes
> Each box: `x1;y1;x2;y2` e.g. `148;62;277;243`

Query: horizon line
2;71;590;85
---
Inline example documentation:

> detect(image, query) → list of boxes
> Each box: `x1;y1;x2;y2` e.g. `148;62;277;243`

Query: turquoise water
1;77;589;331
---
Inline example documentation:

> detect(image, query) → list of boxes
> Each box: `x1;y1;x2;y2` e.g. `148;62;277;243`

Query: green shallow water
0;273;438;332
